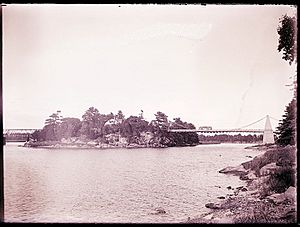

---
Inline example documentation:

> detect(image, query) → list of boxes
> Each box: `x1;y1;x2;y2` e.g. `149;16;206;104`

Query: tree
45;110;63;126
80;107;115;139
171;117;196;129
154;111;169;131
275;99;296;146
276;14;297;146
58;118;82;139
277;15;297;65
121;115;149;143
80;107;102;139
115;110;125;124
43;110;63;141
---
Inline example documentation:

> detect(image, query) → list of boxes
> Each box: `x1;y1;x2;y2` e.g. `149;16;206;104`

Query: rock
154;208;166;214
202;213;214;220
267;193;287;204
227;186;233;190
284;186;296;202
219;165;247;176
246;171;257;180
259;162;280;176
87;141;98;146
239;174;249;180
217;196;225;199
205;203;221;209
241;187;248;192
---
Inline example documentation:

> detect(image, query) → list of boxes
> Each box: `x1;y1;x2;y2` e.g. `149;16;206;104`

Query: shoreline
186;144;296;224
21;140;243;149
21;141;201;149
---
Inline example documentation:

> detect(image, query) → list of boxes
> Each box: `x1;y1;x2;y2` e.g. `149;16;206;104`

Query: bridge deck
168;129;264;133
3;129;38;134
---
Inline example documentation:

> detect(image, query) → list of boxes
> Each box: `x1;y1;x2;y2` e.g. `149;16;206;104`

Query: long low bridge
3;129;37;134
3;129;38;142
168;128;264;133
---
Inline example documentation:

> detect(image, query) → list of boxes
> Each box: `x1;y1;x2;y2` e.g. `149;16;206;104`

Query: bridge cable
234;116;267;130
269;116;280;121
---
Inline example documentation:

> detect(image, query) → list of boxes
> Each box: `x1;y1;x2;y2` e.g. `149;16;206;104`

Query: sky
2;4;297;130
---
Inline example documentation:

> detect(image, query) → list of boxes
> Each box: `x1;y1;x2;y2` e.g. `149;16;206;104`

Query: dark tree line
275;99;296;146
198;134;263;143
275;14;297;146
31;108;199;147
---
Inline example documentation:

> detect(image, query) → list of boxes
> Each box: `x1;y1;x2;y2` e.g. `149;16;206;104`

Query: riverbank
186;144;296;224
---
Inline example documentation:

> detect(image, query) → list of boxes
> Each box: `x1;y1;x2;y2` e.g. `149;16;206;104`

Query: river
4;142;263;223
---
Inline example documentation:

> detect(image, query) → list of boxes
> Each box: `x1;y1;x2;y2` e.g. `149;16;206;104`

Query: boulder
284;186;296;202
266;187;295;204
267;193;286;204
205;203;222;209
87;141;98;146
246;171;257;180
153;208;166;214
219;165;247;176
259;162;280;176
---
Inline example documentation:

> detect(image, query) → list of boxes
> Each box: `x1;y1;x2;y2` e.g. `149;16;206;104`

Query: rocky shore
186;144;296;224
23;139;168;149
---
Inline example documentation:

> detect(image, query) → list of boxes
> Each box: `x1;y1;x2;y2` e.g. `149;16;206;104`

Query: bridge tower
263;115;275;144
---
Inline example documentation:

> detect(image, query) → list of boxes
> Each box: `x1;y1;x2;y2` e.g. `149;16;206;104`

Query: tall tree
276;14;297;146
275;99;296;146
154;111;169;131
115;110;125;124
277;14;297;65
43;110;63;141
80;107;102;139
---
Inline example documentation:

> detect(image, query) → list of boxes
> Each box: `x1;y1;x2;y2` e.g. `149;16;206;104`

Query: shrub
267;166;295;193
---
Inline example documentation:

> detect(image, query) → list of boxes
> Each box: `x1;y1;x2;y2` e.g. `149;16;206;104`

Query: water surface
4;143;262;223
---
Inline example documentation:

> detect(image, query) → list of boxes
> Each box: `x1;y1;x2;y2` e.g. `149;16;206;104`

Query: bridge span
168;129;264;133
168;115;276;144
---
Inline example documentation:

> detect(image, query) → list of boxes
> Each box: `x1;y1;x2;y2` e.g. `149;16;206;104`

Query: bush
267;166;295;193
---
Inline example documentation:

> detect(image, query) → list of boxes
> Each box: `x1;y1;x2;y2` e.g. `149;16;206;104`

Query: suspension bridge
168;115;278;144
3;115;278;144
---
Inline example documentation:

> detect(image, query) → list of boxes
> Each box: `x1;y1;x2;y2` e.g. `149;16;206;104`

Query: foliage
58;118;82;139
32;108;199;147
121;116;150;143
198;134;262;143
275;99;296;146
277;15;297;65
267;166;295;193
40;110;63;141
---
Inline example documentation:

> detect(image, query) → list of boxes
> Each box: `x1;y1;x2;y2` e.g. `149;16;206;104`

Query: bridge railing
3;129;39;135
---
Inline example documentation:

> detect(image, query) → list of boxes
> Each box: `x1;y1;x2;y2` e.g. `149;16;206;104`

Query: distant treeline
31;107;199;147
198;134;263;143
